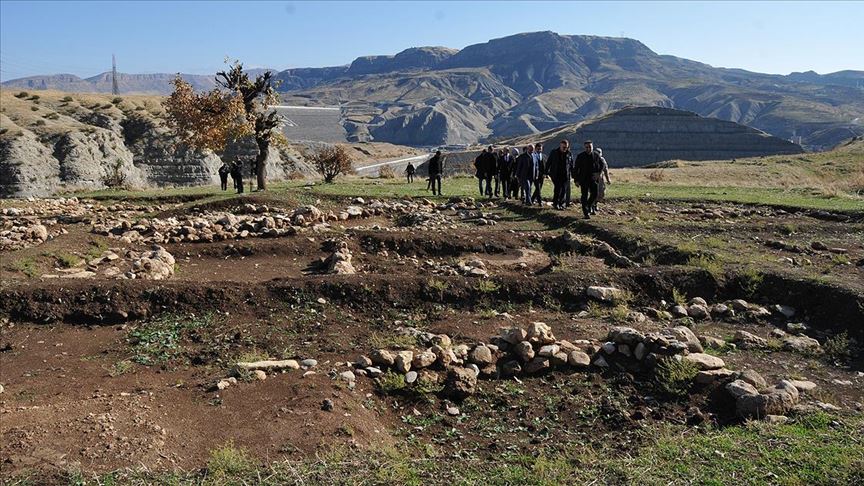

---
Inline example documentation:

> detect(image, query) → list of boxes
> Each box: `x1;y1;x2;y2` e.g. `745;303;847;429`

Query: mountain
3;31;863;149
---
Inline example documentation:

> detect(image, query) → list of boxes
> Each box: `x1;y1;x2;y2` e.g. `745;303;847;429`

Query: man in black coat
573;140;602;218
515;145;536;205
427;150;444;196
484;146;499;197
546;140;573;210
230;161;244;194
530;143;546;204
474;148;488;196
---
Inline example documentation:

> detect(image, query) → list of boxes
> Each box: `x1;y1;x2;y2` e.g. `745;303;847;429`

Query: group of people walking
473;139;611;219
218;161;248;194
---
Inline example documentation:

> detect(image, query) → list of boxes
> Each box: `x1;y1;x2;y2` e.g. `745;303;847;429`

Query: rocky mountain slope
0;90;313;197
437;107;804;172
5;32;861;150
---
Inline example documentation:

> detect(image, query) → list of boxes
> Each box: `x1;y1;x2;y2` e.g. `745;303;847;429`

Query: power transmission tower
112;54;119;95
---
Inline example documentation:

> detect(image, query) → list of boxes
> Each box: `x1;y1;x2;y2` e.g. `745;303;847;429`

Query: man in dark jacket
230;161;244;194
484;146;499;197
515;145;536;205
405;162;416;183
531;143;546;204
474;149;487;196
427;150;444;196
573;140;602;218
498;148;513;199
546;140;573;209
218;163;230;191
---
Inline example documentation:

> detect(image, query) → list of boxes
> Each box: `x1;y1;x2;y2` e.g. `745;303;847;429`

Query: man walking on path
474;148;488;196
498;148;513;199
515;145;535;205
427;150;445;196
531;143;546;204
546;140;573;210
405;162;416;183
230;161;244;194
574;140;602;219
592;148;612;214
485;146;499;197
218;162;230;191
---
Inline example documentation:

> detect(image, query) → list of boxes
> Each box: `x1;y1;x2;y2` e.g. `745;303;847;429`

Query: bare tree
307;145;354;183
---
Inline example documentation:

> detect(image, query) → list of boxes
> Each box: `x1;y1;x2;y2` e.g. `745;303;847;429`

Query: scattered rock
782;335;821;354
394;351;414;373
405;371;418;384
526;322;556;345
469;345;495;365
683;353;725;370
586;286;624;302
321;399;334;411
733;330;769;349
253;370;267;381
235;359;300;371
725;379;759;398
443;367;477;400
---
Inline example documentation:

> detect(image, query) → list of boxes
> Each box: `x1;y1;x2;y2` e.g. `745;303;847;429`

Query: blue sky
1;1;861;81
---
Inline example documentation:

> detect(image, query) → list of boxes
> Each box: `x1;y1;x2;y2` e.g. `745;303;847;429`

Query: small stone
412;350;437;369
405;371;418;384
735;370;767;390
764;415;789;425
601;342;617;354
339;371;356;382
321;399;334;411
537;344;560;357
700;335;726;349
734;330;769;350
526;322;556;345
394;351;414;373
466;363;480;377
370;349;395;367
252;370;266;380
452;344;470;360
592;356;609;368
550;352;569;367
663;326;704;353
523;357;551;374
782;335;821;354
789;380;817;393
689;297;708;306
216;380;231;390
500;360;522;376
670;305;688;318
469;345;495;365
694;368;735;384
236;359;300;371
366;367;383;378
608;326;644;345
687;304;710;320
786;322;809;335
772;305;796;318
568;350;591;367
300;359;318;369
446;406;460;416
586;286;624;302
500;327;527;344
514;341;535;362
726;379;759;398
355;355;373;368
443;367;477;400
683;353;725;370
633;342;647;361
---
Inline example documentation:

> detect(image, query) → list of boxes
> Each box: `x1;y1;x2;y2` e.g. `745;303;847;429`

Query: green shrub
28;94;40;101
9;257;38;277
375;371;408;395
687;254;724;278
823;332;856;365
207;441;254;477
111;96;123;104
654;358;699;399
671;287;687;306
51;251;82;268
477;280;500;293
61;95;74;102
30;106;39;111
14;91;28;98
101;103;113;109
738;267;764;298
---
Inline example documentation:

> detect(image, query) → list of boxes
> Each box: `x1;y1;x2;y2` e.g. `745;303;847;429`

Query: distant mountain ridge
3;31;862;149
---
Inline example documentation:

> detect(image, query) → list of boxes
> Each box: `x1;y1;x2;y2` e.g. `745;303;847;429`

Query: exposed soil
1;195;862;481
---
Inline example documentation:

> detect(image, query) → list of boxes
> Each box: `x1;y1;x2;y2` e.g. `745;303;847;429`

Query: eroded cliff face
0;91;310;197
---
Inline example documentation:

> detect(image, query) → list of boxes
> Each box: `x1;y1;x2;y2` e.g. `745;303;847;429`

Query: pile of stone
421;257;490;277
91;204;340;244
41;245;176;280
0;220;57;251
602;325;724;370
321;241;356;275
656;297;777;322
212;358;318;390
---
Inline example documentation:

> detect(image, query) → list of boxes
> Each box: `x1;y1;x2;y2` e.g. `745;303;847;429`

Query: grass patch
8;257;38;277
47;251;83;269
368;332;418;350
686;254;724;278
127;312;213;366
476;279;500;293
737;266;764;298
106;359;134;377
84;240;109;260
374;371;408;395
207;441;254;478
